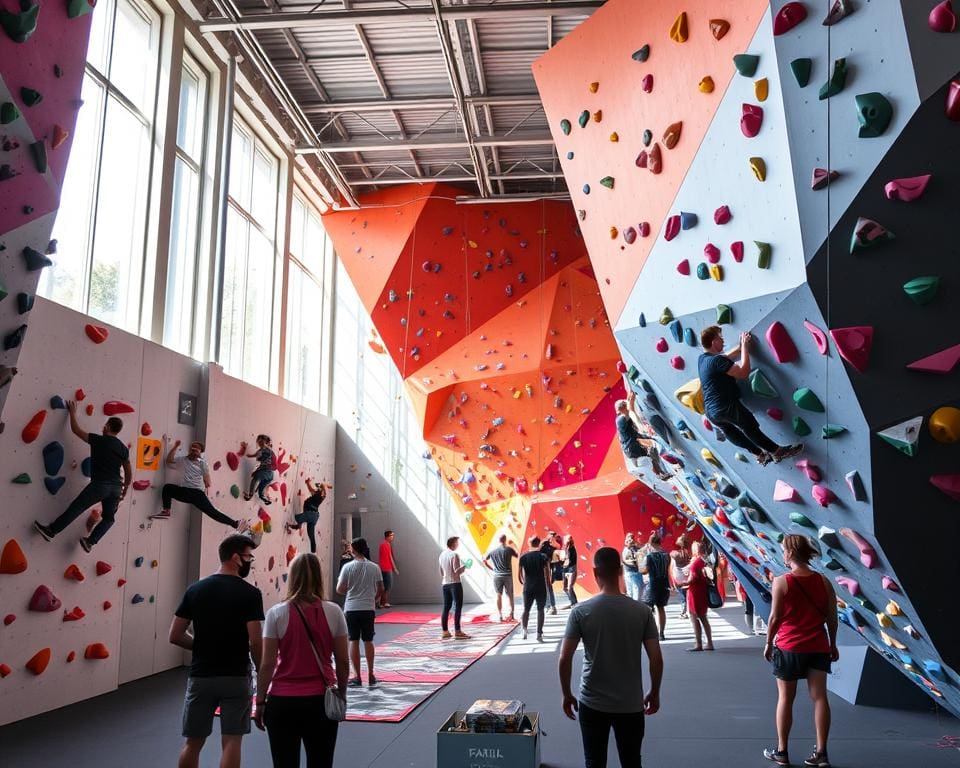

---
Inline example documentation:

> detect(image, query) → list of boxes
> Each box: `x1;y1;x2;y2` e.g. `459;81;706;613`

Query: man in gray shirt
336;537;384;687
483;534;518;622
559;547;663;768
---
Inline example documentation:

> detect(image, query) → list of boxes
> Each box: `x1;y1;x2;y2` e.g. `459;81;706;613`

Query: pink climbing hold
811;485;837;507
835;576;860;596
641;74;653;93
226;452;240;471
713;205;731;225
795;459;822;482
664;215;681;241
132;480;151;491
638;222;651;237
740;104;764;138
929;0;957;32
811;168;839;190
677;259;691;276
103;401;134;416
947;80;960;121
766;321;799;363
767;407;784;421
670;356;685;370
730;241;744;262
881;576;900;592
773;1;808;35
702;417;713;432
830;326;873;373
29;585;62;612
839;527;877;568
884;174;931;202
773;479;800;502
930;473;960;501
803;319;829;355
655;338;669;353
704;244;721;264
906;343;960;374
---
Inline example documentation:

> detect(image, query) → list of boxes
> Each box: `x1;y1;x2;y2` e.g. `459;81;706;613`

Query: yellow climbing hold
929;406;960;443
609;132;619;142
885;600;903;616
700;448;721;467
880;631;907;650
709;264;723;281
669;11;689;42
755;78;769;102
589;81;599;93
699;76;715;93
876;612;893;628
749;156;767;181
675;378;705;414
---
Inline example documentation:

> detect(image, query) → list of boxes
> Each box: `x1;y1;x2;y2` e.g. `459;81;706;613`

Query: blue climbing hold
43;476;66;494
134;556;144;567
50;395;66;410
81;457;92;478
639;313;646;328
684;327;698;347
131;593;145;604
680;211;697;230
42;441;64;475
669;319;683;343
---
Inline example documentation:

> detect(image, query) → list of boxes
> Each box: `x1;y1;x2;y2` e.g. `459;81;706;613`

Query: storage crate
437;711;540;768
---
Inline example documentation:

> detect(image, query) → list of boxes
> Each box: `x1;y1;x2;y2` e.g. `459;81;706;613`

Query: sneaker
149;510;171;520
757;452;774;467
441;630;452;640
33;521;53;541
522;629;528;640
659;633;666;641
347;678;362;688
237;519;252;534
536;633;544;642
454;632;471;640
550;607;557;616
804;749;830;767
368;676;379;688
774;444;804;463
79;536;92;553
763;748;790;765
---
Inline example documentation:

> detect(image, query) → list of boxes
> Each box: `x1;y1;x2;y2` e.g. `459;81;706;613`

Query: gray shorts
493;574;514;598
182;675;252;737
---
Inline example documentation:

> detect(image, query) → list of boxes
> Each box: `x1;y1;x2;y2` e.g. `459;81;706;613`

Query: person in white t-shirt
150;438;244;530
439;536;471;640
336;538;384;688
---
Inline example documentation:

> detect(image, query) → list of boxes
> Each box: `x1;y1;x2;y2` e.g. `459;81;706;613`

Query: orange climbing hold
103;400;134;416
84;643;110;660
63;564;85;581
0;539;28;574
21;409;46;443
929;407;960;444
25;648;51;675
84;324;109;344
669;11;689;42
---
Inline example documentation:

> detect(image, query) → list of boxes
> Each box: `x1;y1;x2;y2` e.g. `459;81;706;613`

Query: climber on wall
615;392;671;481
33;400;132;552
698;326;803;466
243;434;275;505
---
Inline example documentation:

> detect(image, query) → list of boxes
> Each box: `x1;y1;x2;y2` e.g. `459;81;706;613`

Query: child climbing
33;400;133;552
284;477;332;554
698;326;802;466
242;435;274;505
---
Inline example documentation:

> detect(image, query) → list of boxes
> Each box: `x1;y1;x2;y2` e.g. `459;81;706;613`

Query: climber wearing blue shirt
698;326;801;466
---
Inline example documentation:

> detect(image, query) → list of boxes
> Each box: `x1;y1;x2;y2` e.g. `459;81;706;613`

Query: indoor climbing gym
2;1;959;767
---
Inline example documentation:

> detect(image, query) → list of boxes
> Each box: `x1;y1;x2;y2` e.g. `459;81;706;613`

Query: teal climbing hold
230;484;240;499
632;44;650;62
22;247;52;271
818;58;847;100
790;58;811;87
17;293;34;314
642;129;652;146
44;476;66;494
855;92;893;138
560;119;572;135
12;473;31;484
902;276;939;305
627;366;640;382
793;387;825;412
821;424;846;439
67;0;94;17
789;512;816;528
578;110;589;128
716;304;732;325
748;369;778;398
42;441;64;475
669;319;683;343
0;278;6;302
756;241;772;269
696;262;710;280
0;1;39;44
684;327;698;347
599;176;615;189
733;54;760;77
134;556;144;567
149;595;155;603
20;87;42;107
0;101;19;124
4;325;27;350
81;457;91;477
792;416;811;436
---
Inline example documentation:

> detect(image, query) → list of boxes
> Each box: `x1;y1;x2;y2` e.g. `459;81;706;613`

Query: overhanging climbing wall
535;0;960;715
324;183;679;595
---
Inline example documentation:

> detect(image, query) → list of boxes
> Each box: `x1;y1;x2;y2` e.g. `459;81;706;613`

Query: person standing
622;534;644;601
562;535;579;608
33;400;132;552
284;478;331;554
558;547;664;768
439;536;471;640
335;538;383;688
151;437;245;529
670;535;692;619
169;534;264;768
337;540;354;575
378;530;399;608
640;533;671;641
540;533;560;616
483;534;518;622
518;536;551;642
255;553;349;768
677;540;714;652
762;535;839;768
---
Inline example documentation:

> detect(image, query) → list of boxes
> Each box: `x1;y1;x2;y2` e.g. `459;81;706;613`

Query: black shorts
772;646;831;681
642;583;670;608
345;610;376;642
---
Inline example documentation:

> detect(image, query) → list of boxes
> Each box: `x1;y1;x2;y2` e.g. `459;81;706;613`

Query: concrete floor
2;602;958;767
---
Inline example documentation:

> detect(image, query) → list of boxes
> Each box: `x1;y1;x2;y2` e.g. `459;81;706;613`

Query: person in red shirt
762;534;839;768
377;530;398;608
676;539;714;652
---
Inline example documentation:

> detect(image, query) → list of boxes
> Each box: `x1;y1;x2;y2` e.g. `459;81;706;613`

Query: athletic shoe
763;748;790;765
149;510;171;520
536;633;544;643
79;536;92;553
773;444;804;462
757;452;774;466
550;607;557;616
347;678;362;688
522;629;528;640
659;633;666;641
441;631;453;639
804;749;830;767
368;676;379;688
33;521;53;541
454;632;471;640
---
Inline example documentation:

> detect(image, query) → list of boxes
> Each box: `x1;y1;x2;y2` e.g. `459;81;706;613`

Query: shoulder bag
292;602;347;722
703;558;723;609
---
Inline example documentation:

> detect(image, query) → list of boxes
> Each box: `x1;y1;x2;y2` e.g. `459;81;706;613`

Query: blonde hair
782;534;818;565
285;553;325;603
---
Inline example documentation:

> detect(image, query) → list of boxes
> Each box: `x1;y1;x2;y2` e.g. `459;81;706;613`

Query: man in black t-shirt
519;536;551;642
698;326;801;467
34;400;132;552
170;534;264;768
540;533;560;615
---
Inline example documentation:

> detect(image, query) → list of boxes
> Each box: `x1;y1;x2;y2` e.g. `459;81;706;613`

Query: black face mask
238;559;252;579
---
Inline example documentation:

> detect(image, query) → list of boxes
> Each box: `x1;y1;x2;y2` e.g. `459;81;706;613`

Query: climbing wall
0;0;94;422
324;183;679;595
534;0;960;716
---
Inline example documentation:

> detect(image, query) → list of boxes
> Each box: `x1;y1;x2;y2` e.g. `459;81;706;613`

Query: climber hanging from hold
615;392;672;481
698;326;802;466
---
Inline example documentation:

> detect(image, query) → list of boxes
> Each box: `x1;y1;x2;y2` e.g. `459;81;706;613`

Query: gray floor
3;602;958;767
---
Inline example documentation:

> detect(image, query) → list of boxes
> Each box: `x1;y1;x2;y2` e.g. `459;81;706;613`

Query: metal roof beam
297;132;554;153
302;94;541;115
347;171;564;187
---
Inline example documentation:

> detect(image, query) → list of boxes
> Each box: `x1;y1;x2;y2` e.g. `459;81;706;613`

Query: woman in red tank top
762;535;839;768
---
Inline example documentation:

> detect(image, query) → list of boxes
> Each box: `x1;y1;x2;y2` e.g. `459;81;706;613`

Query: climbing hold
43;441;65;476
664;215;681;241
929;1;957;32
766;321;799;363
795;459;821;482
669;11;688;42
84;643;110;660
0;539;28;574
63;606;85;622
799;320;829;356
662;121;682;149
710;18;730;40
729;242;744;263
749;369;778;398
679;212;697;230
835;576;860;596
811;485;837;508
83;323;110;344
844;470;867;501
64;564;85;582
676;259;691;276
0;101;18;124
4;324;27;350
592;110;602;123
901;276;939;307
95;561;112;576
749;157;766;181
81;457;91;477
907;343;960;373
712;207;731;227
684;327;698;347
773;2;807;35
599;176;615;189
43;477;66;495
774;480;800;502
930;474;960;501
21;410;46;443
709;264;723;282
699;76;715;93
822;0;854;25
849;217;894;253
696;263;710;280
876;416;922;457
855;93;893;138
811;168;839;190
885;174;931;202
740;104;763;138
648;143;662;174
792;416;811;437
668;319;684;343
659;307;674;325
29;140;47;173
17;293;35;314
818;58;847;100
675;379;705;414
3;614;14;626
22;247;52;271
103;401;134;416
755;241;772;270
560;119;571;135
131;593;145;604
639;313;646;328
701;448;721;468
755;78;768;102
839;528;877;568
885;599;903;617
767;407;784;421
789;511;815;527
51;125;69;149
29;585;61;612
0;0;39;42
875;612;894;629
947;80;960;120
670;356;685;370
793;387;825;412
830;326;873;372
632;44;650;62
132;480;151;491
20;86;42;106
818;527;841;548
26;648;51;676
134;556;144;568
639;222;651;237
733;54;759;77
50;396;66;410
929;406;960;443
655;338;669;353
821;424;846;439
641;74;654;93
716;305;732;325
790;58;812;87
12;472;31;484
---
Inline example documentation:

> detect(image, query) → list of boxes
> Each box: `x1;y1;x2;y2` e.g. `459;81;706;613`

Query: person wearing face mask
169;534;264;768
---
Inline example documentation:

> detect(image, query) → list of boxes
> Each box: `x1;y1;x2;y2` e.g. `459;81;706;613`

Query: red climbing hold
0;539;28;574
803;319;829;355
29;585;61;612
0;663;11;677
84;324;109;344
638;222;651;237
830;326;873;373
655;338;669;353
213;461;222;470
286;545;297;566
947;80;960;121
677;259;691;276
140;422;152;436
670;356;685;370
730;241;744;262
740;104;764;137
85;404;94;416
884;174;931;202
280;482;288;506
664;215;681;241
227;452;240;471
132;480;151;491
66;651;76;663
774;2;808;35
102;400;134;416
767;407;783;421
713;205;731;225
103;600;112;610
25;648;51;675
929;0;957;32
704;244;721;264
75;388;86;401
117;578;127;587
765;321;799;363
930;474;960;501
51;124;69;149
84;643;110;660
63;564;85;581
95;560;111;576
21;410;46;443
906;343;960;374
3;614;14;625
63;606;85;621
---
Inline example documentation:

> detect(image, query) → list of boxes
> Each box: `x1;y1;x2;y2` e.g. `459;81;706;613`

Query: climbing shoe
804;749;830;767
757;452;774;466
79;536;92;553
773;444;804;462
763;747;790;765
33;521;53;541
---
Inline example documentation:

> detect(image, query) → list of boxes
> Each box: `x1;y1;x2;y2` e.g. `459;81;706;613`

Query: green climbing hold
12;472;31;484
632;44;650;62
230;484;240;499
715;304;732;325
790;57;811;87
733;54;760;77
793;387;824;412
855;92;893;138
821;424;846;439
560;119;572;136
756;241;772;269
642;129;652;146
599;176;614;189
67;0;94;17
578;110;589;128
902;276;939;305
29;141;46;174
0;102;19;124
696;262;710;280
775;532;785;543
789;512;816;528
0;0;40;43
0;278;6;302
659;307;674;325
818;58;847;100
627;365;639;382
20;87;42;107
793;416;811;436
748;368;778;398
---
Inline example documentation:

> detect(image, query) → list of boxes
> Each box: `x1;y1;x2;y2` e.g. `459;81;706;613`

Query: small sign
178;392;197;426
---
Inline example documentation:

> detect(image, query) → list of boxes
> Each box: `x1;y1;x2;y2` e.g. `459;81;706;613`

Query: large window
40;0;161;332
219;119;280;390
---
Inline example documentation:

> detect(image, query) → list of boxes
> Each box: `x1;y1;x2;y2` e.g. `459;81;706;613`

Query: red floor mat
374;611;440;624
